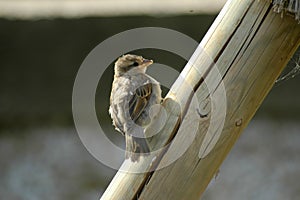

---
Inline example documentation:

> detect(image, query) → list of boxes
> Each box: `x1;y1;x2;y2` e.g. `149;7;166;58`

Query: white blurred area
1;1;299;199
1;120;299;200
0;0;227;19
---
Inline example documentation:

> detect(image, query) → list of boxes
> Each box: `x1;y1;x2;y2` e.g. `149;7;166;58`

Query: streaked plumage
109;54;162;162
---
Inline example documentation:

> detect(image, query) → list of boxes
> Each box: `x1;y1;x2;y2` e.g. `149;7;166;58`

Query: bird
109;54;162;162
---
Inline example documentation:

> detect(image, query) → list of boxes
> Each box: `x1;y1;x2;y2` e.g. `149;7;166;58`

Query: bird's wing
128;83;152;123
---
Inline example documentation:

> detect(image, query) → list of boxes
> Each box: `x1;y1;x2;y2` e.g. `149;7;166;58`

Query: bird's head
114;54;153;76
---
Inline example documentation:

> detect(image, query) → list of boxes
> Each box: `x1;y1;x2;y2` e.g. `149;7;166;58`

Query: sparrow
109;54;162;162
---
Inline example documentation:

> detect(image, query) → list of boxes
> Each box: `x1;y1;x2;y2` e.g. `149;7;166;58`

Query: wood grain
101;0;300;199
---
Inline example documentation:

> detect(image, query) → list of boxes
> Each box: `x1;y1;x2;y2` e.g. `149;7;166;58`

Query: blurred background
0;0;299;200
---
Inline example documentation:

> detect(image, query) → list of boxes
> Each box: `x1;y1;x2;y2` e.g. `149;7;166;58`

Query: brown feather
129;83;152;123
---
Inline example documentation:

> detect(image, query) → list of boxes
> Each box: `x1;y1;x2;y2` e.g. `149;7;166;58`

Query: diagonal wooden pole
101;0;300;199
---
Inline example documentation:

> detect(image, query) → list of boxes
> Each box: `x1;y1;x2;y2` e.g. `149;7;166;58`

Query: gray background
0;14;299;200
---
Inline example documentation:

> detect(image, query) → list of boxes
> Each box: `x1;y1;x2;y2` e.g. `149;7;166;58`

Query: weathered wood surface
101;0;300;199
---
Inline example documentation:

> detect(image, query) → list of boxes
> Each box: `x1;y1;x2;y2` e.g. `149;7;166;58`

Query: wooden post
101;0;300;199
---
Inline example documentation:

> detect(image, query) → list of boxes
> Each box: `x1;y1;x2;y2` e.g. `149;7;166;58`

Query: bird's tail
125;134;150;162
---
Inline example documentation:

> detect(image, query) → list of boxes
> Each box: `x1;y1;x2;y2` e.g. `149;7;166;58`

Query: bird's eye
133;62;139;66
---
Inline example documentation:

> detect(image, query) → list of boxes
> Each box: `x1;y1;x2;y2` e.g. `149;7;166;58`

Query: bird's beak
142;59;153;67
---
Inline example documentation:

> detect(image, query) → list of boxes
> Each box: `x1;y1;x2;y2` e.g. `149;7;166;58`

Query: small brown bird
109;54;162;162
